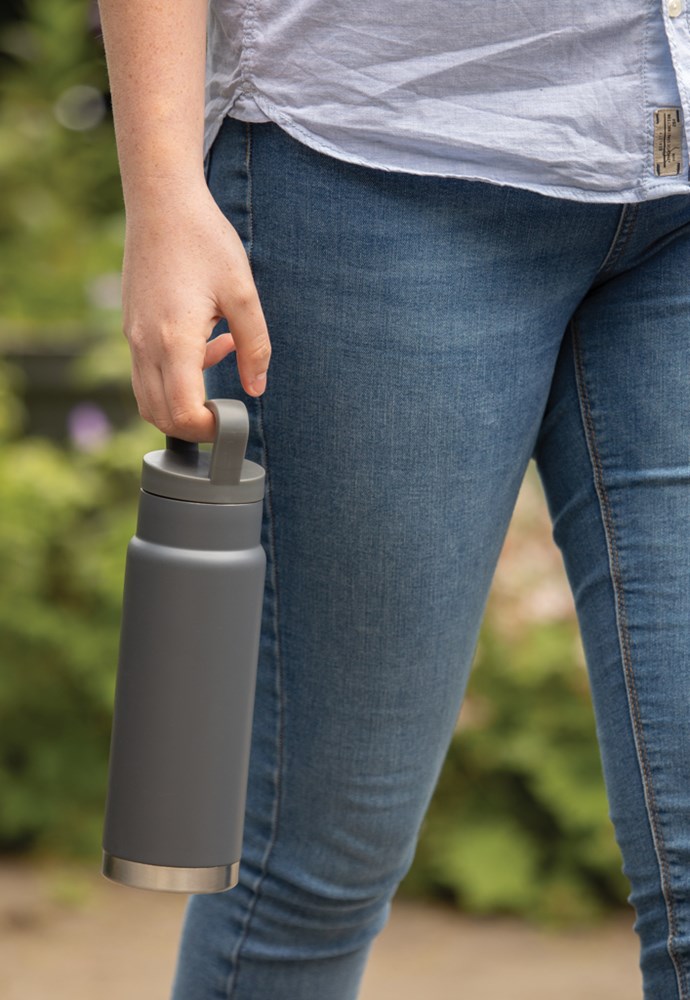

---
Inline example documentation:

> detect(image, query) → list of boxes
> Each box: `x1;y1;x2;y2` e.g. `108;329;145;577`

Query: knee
234;834;414;960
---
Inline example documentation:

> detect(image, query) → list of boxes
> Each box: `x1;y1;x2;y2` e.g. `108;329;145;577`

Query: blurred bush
0;361;158;855
0;0;124;340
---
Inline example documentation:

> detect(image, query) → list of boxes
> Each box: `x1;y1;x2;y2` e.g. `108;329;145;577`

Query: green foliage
0;0;124;338
0;377;158;857
400;622;631;928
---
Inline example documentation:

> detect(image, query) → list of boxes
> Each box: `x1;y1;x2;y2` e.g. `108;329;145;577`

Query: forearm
97;0;208;211
97;0;271;440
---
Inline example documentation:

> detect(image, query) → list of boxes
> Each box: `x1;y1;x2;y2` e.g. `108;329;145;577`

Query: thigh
172;117;625;999
533;194;690;1000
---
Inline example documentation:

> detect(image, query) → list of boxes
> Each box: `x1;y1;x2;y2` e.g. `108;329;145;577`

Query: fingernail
250;372;267;395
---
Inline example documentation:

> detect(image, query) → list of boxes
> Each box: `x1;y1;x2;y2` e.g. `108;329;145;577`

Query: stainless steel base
101;852;240;893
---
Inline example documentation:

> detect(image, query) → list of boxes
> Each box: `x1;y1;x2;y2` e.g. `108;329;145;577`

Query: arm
97;0;271;441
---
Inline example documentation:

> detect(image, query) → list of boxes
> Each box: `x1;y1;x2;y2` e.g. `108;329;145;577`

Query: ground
0;858;642;999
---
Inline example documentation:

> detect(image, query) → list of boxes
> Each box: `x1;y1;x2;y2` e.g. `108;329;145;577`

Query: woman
97;1;690;996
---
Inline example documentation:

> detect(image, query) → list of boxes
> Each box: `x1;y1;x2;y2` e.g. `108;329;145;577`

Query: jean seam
570;317;686;1000
593;203;641;283
225;122;286;999
246;122;254;255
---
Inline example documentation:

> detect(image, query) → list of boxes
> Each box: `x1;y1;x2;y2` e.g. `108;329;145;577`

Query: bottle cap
141;399;265;504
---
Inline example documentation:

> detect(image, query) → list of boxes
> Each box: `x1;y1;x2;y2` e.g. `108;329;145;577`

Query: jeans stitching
570;317;686;1000
593;203;641;283
246;123;254;254
225;122;286;999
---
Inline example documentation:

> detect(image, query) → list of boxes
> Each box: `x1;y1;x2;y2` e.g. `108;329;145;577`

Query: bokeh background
0;2;641;996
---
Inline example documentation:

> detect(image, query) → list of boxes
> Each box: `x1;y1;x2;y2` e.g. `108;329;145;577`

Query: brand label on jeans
653;108;682;176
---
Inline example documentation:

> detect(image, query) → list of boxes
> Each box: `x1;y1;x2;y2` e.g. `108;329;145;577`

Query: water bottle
101;398;266;893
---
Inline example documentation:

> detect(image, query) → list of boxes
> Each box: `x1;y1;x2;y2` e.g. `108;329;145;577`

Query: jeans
170;115;690;1000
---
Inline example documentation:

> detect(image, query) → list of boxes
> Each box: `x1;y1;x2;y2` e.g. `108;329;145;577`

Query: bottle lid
141;399;265;504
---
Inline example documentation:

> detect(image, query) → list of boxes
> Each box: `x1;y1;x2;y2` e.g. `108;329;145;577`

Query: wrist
122;167;210;216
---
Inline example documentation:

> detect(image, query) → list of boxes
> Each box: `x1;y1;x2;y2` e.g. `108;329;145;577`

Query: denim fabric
170;115;690;1000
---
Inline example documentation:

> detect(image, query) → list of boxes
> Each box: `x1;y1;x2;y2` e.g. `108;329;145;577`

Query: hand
121;182;271;442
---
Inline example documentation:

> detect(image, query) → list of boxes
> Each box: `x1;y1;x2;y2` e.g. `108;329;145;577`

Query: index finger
160;349;217;442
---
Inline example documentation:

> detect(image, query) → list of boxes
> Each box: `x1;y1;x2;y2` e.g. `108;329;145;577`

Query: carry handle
165;399;249;485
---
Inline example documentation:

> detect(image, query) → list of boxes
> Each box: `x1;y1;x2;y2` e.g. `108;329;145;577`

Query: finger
160;349;216;442
130;365;152;424
203;332;236;370
133;361;174;433
219;284;271;397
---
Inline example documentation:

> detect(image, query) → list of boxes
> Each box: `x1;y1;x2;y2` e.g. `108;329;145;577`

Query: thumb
218;284;272;397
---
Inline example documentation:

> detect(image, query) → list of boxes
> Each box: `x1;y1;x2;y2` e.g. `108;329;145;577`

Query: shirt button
668;0;683;16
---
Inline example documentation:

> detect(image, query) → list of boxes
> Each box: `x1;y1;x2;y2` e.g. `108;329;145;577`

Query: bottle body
102;488;265;892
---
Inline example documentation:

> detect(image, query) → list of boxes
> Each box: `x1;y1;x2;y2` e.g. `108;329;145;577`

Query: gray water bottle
101;398;265;893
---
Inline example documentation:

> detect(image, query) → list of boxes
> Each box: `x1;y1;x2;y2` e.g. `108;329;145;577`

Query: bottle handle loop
205;398;249;486
164;399;249;486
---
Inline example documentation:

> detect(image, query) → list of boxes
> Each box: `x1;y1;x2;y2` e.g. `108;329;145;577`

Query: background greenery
0;0;632;930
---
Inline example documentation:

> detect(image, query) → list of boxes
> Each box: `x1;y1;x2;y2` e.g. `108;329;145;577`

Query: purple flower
68;403;112;452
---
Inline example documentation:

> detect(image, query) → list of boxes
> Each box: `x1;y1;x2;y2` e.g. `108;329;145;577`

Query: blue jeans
171;116;690;1000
